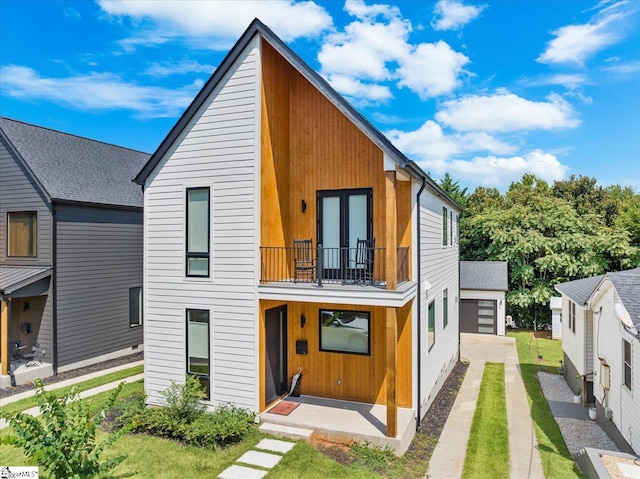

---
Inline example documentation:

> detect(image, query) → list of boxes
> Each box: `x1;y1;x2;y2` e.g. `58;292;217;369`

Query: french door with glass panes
317;188;372;280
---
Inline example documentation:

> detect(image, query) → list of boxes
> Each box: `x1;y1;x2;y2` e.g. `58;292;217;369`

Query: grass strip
509;331;584;478
0;364;143;415
462;362;509;479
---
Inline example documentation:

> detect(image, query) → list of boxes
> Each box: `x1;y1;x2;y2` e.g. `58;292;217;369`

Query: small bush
183;405;256;449
0;378;129;479
161;374;206;423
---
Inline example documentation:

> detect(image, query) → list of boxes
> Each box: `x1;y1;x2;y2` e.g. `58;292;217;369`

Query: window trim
428;299;436;351
7;211;38;258
443;289;448;329
185;187;211;278
186;308;211;400
623;339;632;391
449;211;453;246
569;301;576;333
442;207;448;246
129;286;142;328
319;309;371;356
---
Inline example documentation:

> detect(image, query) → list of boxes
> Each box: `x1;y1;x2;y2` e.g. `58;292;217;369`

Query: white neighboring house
555;275;604;404
460;261;508;335
549;297;562;340
587;268;640;455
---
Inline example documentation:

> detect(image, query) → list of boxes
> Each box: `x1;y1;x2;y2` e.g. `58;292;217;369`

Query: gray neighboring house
0;117;149;386
460;261;508;335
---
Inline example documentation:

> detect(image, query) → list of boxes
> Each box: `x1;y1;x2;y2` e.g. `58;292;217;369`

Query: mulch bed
0;351;144;399
314;359;469;466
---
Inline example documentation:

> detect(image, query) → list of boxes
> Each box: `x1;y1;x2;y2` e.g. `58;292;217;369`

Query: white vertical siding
416;182;460;418
143;37;260;410
592;284;640;454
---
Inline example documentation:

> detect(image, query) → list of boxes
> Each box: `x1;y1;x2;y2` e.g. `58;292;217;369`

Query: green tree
552;175;619;226
463;174;638;326
439;173;469;209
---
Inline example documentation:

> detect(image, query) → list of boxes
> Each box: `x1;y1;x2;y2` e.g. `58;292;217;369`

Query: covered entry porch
258;280;416;445
260;395;416;455
1;266;53;387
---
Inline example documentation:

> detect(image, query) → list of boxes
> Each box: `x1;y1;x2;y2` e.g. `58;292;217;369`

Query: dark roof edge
1;116;150;156
1;268;52;295
134;18;461;211
0;125;51;202
52;198;143;212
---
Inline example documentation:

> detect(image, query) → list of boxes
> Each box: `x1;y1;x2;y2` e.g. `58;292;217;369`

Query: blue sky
1;0;639;191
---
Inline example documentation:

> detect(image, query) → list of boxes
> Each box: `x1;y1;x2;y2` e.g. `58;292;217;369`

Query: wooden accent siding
397;180;412;278
259;299;412;411
261;40;389;251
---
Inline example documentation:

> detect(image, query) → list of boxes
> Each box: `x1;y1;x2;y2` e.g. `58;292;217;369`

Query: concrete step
259;422;313;441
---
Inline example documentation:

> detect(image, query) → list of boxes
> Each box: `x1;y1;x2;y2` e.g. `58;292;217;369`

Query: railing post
317;244;323;287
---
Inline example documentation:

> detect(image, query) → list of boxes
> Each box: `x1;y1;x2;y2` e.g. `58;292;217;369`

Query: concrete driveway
426;333;544;479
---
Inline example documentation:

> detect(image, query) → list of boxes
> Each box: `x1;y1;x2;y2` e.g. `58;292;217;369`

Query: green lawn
462;362;509;479
0;379;379;479
0;364;143;415
508;331;585;479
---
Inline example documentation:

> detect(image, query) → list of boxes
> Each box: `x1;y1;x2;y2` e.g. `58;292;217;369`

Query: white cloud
99;0;332;46
446;150;569;187
323;74;392;103
318;0;469;101
397;41;469;99
144;60;216;77
602;60;640;74
537;1;635;65
387;120;517;164
0;65;196;118
435;91;581;132
432;0;486;31
520;73;588;89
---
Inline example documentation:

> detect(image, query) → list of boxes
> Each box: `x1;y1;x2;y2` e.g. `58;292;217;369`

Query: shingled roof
460;261;509;291
1;117;149;208
555;275;605;306
604;268;640;329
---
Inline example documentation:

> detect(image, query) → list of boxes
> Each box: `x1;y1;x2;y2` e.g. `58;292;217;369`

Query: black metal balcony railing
260;245;409;287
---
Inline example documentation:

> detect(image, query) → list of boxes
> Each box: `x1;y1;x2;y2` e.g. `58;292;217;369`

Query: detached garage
460;261;508;335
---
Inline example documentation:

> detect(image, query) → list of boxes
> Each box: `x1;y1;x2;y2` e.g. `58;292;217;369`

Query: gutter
52;202;58;374
415;176;427;431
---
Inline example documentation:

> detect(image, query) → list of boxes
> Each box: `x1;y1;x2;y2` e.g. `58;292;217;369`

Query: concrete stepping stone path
218;438;295;479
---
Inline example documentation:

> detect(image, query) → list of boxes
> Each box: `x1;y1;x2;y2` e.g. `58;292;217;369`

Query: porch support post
1;298;8;375
385;171;397;290
386;306;398;437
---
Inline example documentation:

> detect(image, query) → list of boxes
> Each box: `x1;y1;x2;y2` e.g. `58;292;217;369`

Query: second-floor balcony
260;244;409;289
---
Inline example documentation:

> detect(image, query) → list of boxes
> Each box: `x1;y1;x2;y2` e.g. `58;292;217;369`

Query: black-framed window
623;339;632;390
449;211;453;246
443;289;448;329
186;188;210;277
442;207;448;246
428;299;436;351
186;309;210;399
7;211;37;257
319;309;370;355
129;287;142;328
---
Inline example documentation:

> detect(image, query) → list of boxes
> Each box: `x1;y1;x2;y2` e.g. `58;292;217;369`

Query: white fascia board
258;281;417;308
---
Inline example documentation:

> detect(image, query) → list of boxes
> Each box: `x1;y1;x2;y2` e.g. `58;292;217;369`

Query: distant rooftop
606;268;640;329
460;261;508;291
1;117;149;208
555;275;605;306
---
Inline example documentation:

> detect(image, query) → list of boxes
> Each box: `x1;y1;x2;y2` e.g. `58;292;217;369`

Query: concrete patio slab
236;450;282;469
547;400;590;420
218;465;267;479
255;438;295;454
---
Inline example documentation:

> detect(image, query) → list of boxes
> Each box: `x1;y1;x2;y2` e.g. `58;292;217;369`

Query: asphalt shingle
1;117;149;208
460;261;508;291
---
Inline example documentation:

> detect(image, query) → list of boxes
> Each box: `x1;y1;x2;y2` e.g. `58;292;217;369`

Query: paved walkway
218;438;295;479
427;334;544;479
0;361;144;430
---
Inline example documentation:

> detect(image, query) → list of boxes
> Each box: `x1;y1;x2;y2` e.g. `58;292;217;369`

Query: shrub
160;374;206;424
0;378;129;479
183;405;256;449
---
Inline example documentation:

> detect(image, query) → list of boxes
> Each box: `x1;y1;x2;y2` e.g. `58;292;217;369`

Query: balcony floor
260;395;416;455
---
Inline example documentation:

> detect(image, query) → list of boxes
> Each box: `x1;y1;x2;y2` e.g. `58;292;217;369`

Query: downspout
415;176;427;432
52;201;58;374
